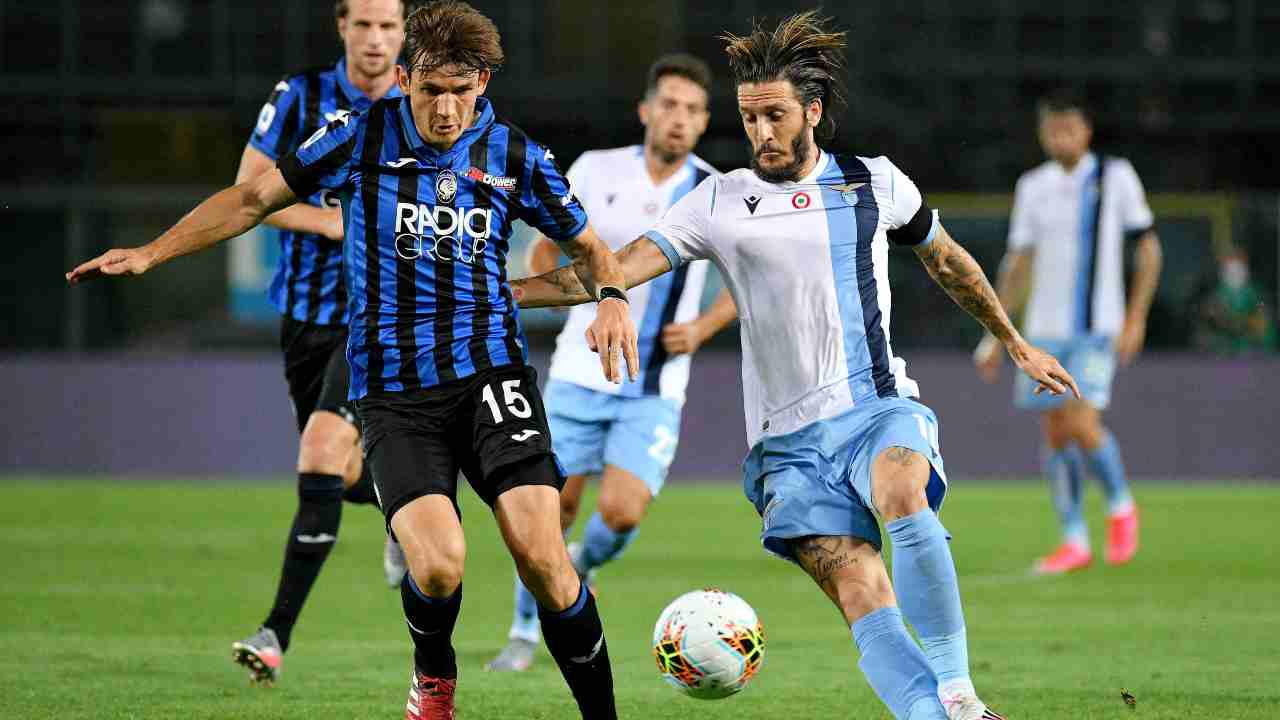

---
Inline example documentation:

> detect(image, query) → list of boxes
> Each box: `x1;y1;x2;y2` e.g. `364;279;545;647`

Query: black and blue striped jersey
278;96;588;399
248;57;404;326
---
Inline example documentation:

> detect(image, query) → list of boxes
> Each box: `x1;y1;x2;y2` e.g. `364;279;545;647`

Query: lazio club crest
436;169;458;204
832;181;865;207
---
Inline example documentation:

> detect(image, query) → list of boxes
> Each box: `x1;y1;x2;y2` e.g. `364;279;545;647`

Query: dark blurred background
3;1;1277;478
4;0;1278;354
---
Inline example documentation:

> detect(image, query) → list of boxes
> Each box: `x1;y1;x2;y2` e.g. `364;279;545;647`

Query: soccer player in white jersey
974;91;1162;574
511;12;1079;720
488;53;738;672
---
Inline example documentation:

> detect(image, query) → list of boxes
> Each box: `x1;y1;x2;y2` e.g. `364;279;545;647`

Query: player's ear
336;15;347;42
396;65;410;95
476;69;491;95
806;98;822;129
638;97;651;128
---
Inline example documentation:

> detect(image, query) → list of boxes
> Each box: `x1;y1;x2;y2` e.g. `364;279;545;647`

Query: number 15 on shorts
479;378;544;444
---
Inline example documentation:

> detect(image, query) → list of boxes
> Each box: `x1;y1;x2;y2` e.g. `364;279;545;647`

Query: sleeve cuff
247;137;280;162
917;211;940;247
277;155;312;200
644;230;685;270
547;216;589;244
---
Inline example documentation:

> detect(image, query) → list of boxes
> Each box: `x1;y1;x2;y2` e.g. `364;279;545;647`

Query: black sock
539;584;616;720
262;472;344;651
401;575;462;679
342;463;378;505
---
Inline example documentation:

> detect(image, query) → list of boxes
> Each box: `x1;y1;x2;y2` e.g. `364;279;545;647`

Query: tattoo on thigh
794;536;857;591
884;446;919;466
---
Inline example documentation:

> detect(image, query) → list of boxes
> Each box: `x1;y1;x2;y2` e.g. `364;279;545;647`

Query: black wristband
598;286;628;304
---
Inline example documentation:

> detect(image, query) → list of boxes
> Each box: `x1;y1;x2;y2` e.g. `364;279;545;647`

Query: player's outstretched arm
974;248;1033;381
510;235;674;309
236;145;343;241
66;170;297;285
661;288;738;355
1116;230;1163;365
560;225;640;383
915;225;1081;398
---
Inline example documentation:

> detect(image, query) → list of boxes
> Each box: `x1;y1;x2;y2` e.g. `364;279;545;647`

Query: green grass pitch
3;478;1278;719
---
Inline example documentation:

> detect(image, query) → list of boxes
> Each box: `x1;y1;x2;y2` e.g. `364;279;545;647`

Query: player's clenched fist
585;292;639;384
66;247;155;285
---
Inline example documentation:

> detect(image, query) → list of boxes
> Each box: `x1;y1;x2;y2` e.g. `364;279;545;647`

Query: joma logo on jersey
394;203;493;264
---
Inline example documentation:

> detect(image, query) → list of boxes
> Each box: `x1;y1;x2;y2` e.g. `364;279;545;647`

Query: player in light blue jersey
488;53;738;672
513;12;1080;720
974;91;1162;574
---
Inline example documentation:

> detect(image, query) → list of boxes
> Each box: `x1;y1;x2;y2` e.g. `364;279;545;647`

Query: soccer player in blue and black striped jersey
68;3;637;718
227;0;407;686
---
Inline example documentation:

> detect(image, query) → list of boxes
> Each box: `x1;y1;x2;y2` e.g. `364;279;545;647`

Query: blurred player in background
68;3;635;717
487;53;738;672
513;11;1081;720
229;0;407;684
975;91;1162;574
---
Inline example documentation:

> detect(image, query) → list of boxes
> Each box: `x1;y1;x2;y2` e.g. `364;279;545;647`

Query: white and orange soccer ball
652;588;765;700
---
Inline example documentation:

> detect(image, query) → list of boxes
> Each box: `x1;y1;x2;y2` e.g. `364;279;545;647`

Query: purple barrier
2;352;1276;479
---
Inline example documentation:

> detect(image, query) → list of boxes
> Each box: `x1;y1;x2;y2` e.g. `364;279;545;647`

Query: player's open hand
972;334;1003;383
585;297;639;383
1115;317;1146;367
66;247;154;285
1009;340;1081;398
661;321;707;356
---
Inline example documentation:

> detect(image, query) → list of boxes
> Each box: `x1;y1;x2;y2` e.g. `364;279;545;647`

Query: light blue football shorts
1014;335;1115;411
742;396;949;562
544;379;682;496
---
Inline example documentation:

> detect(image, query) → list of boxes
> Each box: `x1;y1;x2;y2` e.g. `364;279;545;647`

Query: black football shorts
357;363;565;525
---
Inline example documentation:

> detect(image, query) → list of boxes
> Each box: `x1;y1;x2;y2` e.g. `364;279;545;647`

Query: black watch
598;286;629;304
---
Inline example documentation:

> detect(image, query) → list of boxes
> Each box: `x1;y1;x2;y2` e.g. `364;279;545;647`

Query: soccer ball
652;588;765;700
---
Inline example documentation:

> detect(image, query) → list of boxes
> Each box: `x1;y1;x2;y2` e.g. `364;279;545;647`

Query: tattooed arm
510;235;674;308
914;225;1081;398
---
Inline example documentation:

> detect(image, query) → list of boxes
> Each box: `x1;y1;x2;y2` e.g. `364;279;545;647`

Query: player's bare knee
558;493;581;528
511;541;568;589
597;495;645;533
297;412;357;474
832;575;895;624
404;542;464;597
871;447;930;521
1041;410;1072;449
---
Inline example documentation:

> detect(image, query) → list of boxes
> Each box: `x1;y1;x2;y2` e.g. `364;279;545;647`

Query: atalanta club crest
436;169;458;204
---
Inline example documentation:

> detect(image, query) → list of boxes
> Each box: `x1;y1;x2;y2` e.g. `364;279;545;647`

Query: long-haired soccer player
974;91;1161;574
488;53;738;673
227;0;408;685
68;2;633;717
512;11;1080;720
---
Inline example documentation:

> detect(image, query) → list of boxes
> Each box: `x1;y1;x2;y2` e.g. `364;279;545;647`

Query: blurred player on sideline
512;11;1080;720
229;0;408;684
487;54;737;672
68;3;635;717
974;91;1162;574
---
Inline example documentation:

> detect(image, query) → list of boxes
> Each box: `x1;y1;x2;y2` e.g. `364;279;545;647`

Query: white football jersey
548;146;717;402
1008;153;1153;340
646;150;934;448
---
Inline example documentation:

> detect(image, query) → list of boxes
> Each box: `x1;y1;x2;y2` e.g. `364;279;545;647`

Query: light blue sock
852;607;947;720
1045;444;1088;546
509;572;541;642
1083;431;1134;514
886;509;969;685
579;512;638;571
